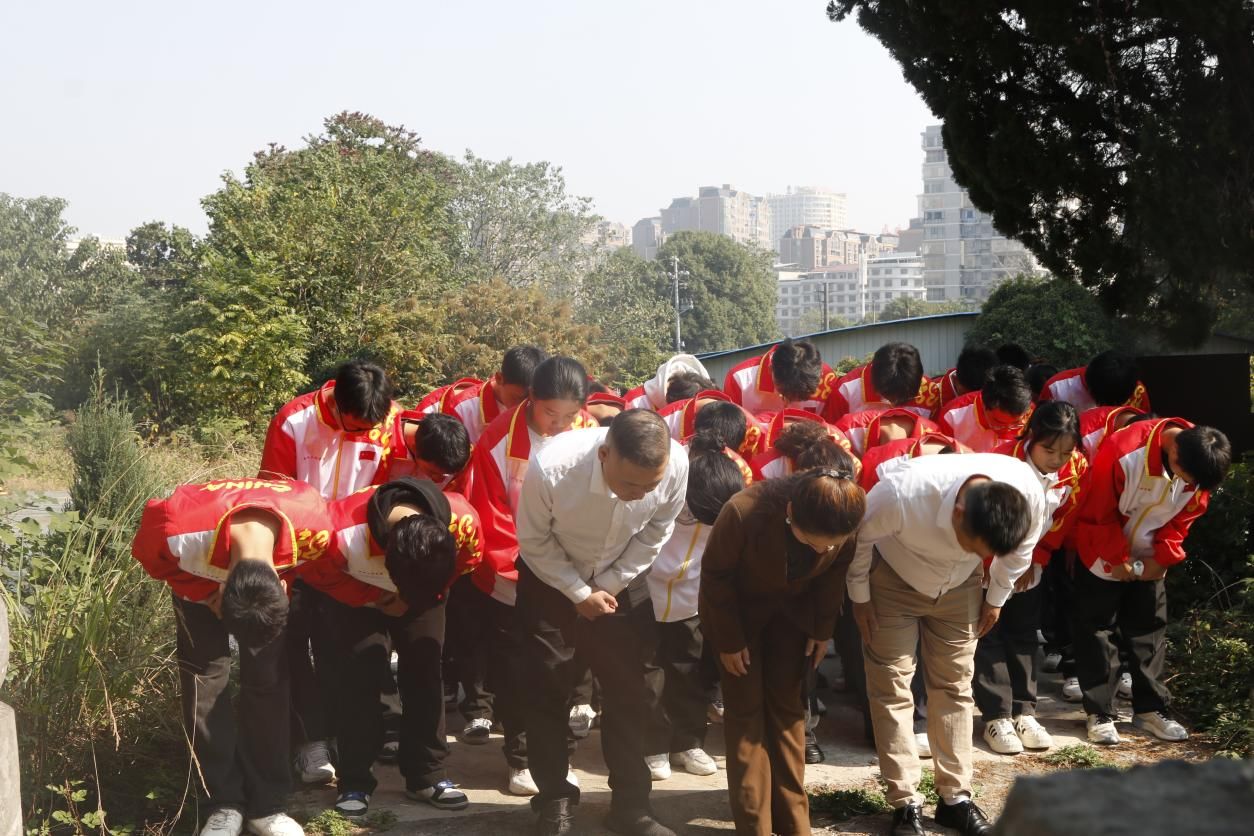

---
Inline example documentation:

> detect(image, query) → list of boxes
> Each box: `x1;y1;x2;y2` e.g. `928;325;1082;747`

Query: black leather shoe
890;803;924;836
604;809;676;836
805;740;825;764
535;798;574;836
934;798;994;835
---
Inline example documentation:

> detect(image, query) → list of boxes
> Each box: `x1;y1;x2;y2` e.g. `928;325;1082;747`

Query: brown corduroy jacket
698;482;854;655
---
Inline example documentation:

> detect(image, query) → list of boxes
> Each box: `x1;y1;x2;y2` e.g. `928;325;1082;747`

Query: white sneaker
246;813;304;836
508;767;539;796
671;748;717;776
568;703;597;739
983;718;1024;755
200;809;244;836
1014;715;1053;750
566;769;580;788
1116;672;1133;700
462;717;492;744
1133;711;1188;741
1061;677;1083;702
1087;714;1121;745
645;753;672;781
1041;652;1063;673
293;740;336;784
914;732;932;759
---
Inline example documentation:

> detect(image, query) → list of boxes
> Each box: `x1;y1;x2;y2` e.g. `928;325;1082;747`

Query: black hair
221;560;289;649
982;365;1033;416
775;421;830;459
1026;363;1059;401
530;356;589;403
587;380;612;395
415;413;470;474
996;343;1033;372
870;342;924;406
334;359;393;424
955;346;998;393
961;481;1032;555
795;438;849;471
1174;426;1232;491
607;409;671;469
685;443;745;526
1085;350;1140;406
1022;400;1081;447
771;338;824;402
501;345;549;387
665;371;716;404
692;401;747;452
384;514;457;610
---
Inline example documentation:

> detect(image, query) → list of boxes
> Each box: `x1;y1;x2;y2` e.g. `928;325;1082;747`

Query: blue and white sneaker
333;791;370;818
405;779;469;811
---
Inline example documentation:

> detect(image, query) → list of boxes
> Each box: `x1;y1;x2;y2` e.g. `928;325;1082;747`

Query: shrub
66;379;163;525
966;276;1122;368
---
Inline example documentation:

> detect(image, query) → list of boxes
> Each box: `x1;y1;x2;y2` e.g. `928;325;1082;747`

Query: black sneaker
890;803;924;836
804;740;825;764
405;779;469;811
535;798;574;836
934;798;993;835
604;808;676;836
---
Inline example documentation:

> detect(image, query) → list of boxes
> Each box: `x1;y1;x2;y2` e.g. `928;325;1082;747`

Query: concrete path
1;490;71;532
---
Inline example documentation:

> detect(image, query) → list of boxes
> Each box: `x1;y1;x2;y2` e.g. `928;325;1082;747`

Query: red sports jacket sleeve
259;411;298;479
1151;489;1209;567
465;444;520;580
131;498;219;601
722;368;745;406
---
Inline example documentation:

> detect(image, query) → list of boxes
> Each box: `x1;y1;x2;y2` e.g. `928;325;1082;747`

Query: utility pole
671;256;691;352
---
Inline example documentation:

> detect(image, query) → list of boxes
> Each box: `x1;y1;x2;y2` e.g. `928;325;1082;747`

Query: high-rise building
581;221;631;253
659;184;773;250
774;252;925;336
767;187;849;251
632;217;663;260
778;225;829;271
918;125;1037;302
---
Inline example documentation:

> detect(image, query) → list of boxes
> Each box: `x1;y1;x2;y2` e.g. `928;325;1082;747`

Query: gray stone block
995;757;1254;836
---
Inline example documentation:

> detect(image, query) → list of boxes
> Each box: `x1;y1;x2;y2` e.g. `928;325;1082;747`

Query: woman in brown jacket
698;462;866;836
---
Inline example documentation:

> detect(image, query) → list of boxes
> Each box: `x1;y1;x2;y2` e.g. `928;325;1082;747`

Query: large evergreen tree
828;1;1254;345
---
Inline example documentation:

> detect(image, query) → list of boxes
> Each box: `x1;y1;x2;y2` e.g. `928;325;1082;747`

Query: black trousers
1071;568;1170;717
172;594;290;819
646;616;708;754
286;580;339;744
973;582;1043;721
514;561;660;813
327;596;449;794
449;576;530;769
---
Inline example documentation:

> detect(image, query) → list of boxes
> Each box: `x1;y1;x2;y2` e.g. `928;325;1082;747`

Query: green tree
653;232;778;354
966;275;1120;368
576;248;670;385
828;1;1254;346
201;111;461;377
792;307;851;337
876;297;967;323
453;152;599;295
0;194;76;323
126;220;200;284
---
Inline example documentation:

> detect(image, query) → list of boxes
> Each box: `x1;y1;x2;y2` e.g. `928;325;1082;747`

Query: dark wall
1137;354;1253;455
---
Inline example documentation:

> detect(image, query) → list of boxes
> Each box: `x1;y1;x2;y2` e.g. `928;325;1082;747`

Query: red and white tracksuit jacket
259;381;400;500
1040;366;1151;413
295;487;483;607
836;406;941;458
445;377;507;443
857;432;966;492
936;391;1031;453
822;363;937;423
132;478;332;602
376;408;466;490
1072;418;1209;581
722;345;837;417
657;390;766;458
748;410;852;481
414;377;483;416
993;439;1089;577
463;402;598;605
1079;405;1146;462
928;368;964;418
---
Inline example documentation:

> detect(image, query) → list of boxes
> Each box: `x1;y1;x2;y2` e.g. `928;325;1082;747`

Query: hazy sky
1;1;937;241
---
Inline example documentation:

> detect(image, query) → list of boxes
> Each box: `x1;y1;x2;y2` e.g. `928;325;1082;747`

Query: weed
807;783;891;820
1040;744;1116;770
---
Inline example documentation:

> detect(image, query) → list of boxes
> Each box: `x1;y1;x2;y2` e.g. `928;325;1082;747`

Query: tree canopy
828;0;1254;345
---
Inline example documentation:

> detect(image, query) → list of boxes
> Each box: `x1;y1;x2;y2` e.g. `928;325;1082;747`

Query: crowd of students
130;338;1233;836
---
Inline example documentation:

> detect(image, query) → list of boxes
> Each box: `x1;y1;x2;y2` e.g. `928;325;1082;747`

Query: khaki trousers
863;558;981;808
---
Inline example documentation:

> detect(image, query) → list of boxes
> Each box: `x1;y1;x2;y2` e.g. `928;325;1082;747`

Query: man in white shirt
514;411;688;836
847;454;1045;836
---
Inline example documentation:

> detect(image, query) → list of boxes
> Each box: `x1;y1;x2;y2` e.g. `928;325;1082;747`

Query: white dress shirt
516;427;689;604
847;453;1047;608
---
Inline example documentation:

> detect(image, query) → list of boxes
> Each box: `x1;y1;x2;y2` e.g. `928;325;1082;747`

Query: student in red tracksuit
857;432;968;493
748;410;850;481
723;337;836;417
444;346;549;443
976;402;1088;756
929;346;998;418
1039;350;1151;413
587;389;627;427
132;479;331;836
383;412;472;487
837;406;941;458
623;354;713;412
1071;418;1230;745
658;390;765;458
823;342;934;422
415;377;482;416
297;478;483;817
259;359;399;785
936;366;1034;453
461;357;597;796
1078;405;1145;462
